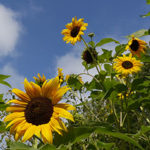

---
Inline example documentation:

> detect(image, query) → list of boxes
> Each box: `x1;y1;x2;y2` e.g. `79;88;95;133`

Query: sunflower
33;73;46;87
57;68;64;83
125;35;147;57
82;47;98;64
113;53;143;75
61;16;88;45
4;76;75;144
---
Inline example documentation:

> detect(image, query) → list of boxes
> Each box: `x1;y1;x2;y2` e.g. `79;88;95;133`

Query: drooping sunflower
61;16;88;45
125;35;147;57
82;47;98;64
113;53;143;75
4;76;75;144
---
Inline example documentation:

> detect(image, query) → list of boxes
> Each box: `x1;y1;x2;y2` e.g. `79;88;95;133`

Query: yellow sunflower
61;16;88;45
33;73;46;86
113;53;143;75
57;68;64;83
4;76;75;144
125;35;147;57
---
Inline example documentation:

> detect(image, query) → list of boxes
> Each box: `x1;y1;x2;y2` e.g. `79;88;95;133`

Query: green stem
33;136;38;149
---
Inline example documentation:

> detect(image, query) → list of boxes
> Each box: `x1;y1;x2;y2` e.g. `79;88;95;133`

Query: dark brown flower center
122;61;133;69
130;40;139;51
71;26;80;37
82;47;97;64
25;97;53;125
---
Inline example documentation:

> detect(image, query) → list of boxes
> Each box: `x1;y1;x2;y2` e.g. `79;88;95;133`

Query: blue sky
0;0;149;91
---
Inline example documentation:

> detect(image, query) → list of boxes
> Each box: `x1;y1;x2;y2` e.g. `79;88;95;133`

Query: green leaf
95;127;144;150
0;121;6;133
126;29;149;39
39;144;56;150
141;12;150;18
104;64;112;75
67;75;82;90
115;44;126;56
0;80;11;88
96;38;120;47
9;142;34;150
98;49;112;63
53;127;94;146
96;141;115;150
0;74;10;80
115;84;128;92
131;78;144;90
146;0;150;4
88;41;95;48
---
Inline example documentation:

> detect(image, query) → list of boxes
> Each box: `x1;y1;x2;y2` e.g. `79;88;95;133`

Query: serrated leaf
96;38;120;47
126;29;149;39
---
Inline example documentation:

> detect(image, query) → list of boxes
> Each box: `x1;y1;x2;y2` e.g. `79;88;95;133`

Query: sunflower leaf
39;144;57;150
9;142;34;150
141;12;150;18
96;38;120;47
125;29;150;39
0;74;10;80
0;80;11;88
146;0;150;4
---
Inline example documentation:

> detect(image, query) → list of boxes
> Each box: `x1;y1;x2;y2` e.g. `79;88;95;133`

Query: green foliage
96;38;120;47
146;0;150;4
126;29;150;38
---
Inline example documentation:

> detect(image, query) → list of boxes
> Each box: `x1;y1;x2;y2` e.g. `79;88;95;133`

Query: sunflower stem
33;136;38;149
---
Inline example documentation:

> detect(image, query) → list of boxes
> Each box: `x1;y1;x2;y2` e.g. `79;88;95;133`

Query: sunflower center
71;26;80;37
130;40;139;51
25;97;53;125
122;61;133;69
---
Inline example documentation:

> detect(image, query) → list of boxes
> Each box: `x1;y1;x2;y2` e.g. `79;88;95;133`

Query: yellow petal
6;106;25;112
7;99;27;106
12;88;30;102
52;86;70;104
22;125;37;142
41;124;53;144
55;103;76;111
24;78;36;98
6;117;25;128
4;112;24;122
54;107;74;122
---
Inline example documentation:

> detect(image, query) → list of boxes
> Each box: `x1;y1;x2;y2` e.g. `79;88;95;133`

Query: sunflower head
113;53;143;75
61;16;88;45
57;68;64;83
4;76;75;144
82;47;98;64
125;35;147;57
33;73;46;87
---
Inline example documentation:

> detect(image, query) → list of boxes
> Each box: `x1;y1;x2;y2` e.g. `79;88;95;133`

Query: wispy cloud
0;4;22;57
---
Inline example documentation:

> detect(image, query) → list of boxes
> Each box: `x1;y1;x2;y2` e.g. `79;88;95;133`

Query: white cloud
0;4;22;56
0;64;24;95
